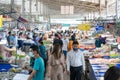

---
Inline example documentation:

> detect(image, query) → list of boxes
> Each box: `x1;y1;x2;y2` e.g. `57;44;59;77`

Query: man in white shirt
62;35;69;59
66;40;85;80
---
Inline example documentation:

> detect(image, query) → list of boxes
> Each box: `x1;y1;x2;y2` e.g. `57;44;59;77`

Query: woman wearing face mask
66;40;86;80
47;44;65;80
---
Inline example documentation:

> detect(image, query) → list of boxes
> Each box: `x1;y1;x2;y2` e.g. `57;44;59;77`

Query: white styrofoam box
13;74;29;80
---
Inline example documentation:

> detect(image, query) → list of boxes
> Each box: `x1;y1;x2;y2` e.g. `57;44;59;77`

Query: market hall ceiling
0;0;106;15
40;0;106;14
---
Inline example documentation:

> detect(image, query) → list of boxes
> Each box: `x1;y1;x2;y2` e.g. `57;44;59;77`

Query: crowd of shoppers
1;29;120;80
25;30;86;80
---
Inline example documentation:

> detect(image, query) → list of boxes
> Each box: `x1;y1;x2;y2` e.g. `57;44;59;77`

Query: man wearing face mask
28;45;45;80
66;40;85;80
29;50;35;68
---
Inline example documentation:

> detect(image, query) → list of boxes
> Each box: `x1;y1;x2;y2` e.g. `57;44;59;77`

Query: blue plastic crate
116;63;120;68
0;63;12;72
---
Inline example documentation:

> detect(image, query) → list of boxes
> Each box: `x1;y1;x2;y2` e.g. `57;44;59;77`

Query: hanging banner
0;15;3;27
62;24;70;27
78;23;91;31
96;26;104;32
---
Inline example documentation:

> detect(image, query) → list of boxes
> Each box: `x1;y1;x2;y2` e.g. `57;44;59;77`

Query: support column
22;0;25;16
99;0;101;17
105;0;108;18
11;0;14;12
116;0;118;19
29;0;32;20
115;0;119;36
36;0;38;11
39;0;42;15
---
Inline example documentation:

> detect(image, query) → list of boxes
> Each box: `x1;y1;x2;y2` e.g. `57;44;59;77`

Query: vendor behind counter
0;44;16;60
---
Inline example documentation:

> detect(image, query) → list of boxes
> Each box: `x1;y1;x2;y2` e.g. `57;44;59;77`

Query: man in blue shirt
39;41;47;61
28;45;45;80
39;41;47;74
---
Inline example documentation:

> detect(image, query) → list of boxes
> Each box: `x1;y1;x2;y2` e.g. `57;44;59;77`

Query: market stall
81;30;120;80
89;58;120;80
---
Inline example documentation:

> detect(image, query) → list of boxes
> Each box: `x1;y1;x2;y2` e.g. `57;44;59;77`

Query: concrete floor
45;73;70;80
